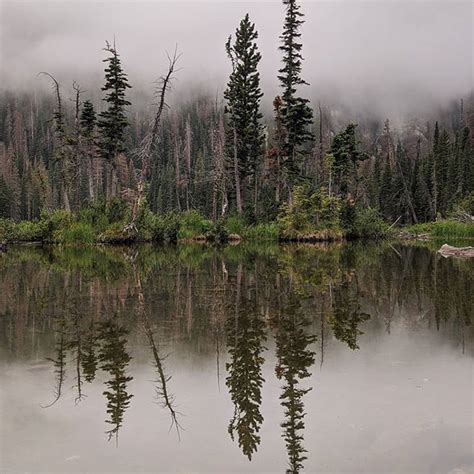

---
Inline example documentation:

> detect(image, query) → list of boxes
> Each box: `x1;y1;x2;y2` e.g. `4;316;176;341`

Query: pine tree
80;100;97;138
224;14;264;216
0;175;11;218
98;41;131;161
330;123;366;197
277;0;313;182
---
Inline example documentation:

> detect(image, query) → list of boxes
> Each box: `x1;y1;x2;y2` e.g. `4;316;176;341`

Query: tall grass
430;220;474;238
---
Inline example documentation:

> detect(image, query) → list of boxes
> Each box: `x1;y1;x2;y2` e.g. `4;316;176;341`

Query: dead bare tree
39;72;71;211
124;47;181;233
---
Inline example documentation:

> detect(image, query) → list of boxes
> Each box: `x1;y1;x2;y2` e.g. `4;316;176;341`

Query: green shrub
99;222;137;244
225;216;246;236
278;186;342;239
39;209;73;241
60;222;96;244
243;222;279;241
206;219;229;243
11;221;44;241
348;207;388;239
0;218;14;241
178;210;213;239
78;203;109;233
106;198;129;223
152;212;180;243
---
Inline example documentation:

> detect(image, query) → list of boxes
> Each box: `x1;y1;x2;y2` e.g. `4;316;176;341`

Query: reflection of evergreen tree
331;278;370;350
98;319;133;443
82;320;99;383
43;312;67;408
275;299;316;474
225;304;267;460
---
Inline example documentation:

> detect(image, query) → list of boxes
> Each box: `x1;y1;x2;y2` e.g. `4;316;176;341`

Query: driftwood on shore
438;244;474;258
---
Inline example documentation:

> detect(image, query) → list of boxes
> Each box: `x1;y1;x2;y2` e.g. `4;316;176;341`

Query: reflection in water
42;312;67;408
331;275;370;350
275;299;316;473
82;319;99;383
225;265;267;460
97;318;133;443
0;241;472;471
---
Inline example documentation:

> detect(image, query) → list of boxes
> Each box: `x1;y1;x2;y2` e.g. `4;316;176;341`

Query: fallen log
438;244;474;258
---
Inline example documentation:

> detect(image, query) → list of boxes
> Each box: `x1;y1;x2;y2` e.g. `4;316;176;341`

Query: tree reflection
330;276;370;350
42;312;67;408
97;318;133;444
82;319;99;383
275;299;316;474
225;296;266;460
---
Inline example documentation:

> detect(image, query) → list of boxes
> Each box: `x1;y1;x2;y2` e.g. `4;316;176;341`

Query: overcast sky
1;0;472;117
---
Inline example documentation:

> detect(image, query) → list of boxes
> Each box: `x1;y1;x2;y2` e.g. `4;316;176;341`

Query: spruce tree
80;100;97;138
277;0;313;181
98;41;131;161
330;123;366;197
224;14;264;216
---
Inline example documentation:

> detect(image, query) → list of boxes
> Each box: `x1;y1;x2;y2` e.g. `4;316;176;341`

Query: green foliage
243;223;280;241
106;198;129;223
10;220;44;241
206;219;229;243
98;42;132;160
60;222;96;244
151;212;181;243
225;14;264;195
278;186;342;239
0;218;14;240
344;206;388;239
278;0;313;178
178;210;213;239
430;220;474;238
80;100;97;138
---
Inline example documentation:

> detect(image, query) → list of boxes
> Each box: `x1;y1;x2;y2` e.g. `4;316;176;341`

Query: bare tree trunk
233;128;242;216
124;48;180;233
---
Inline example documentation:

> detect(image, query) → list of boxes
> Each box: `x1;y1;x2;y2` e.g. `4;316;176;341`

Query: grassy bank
401;220;474;239
0;192;393;246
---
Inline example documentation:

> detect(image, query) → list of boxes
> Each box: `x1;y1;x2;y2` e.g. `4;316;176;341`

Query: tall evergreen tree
224;14;264;216
277;0;313;183
330;123;366;197
80;100;97;138
98;41;131;161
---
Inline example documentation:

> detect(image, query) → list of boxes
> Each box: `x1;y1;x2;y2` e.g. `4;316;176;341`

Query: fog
1;0;472;117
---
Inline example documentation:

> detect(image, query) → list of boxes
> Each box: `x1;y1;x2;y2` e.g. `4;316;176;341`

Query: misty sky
0;0;472;117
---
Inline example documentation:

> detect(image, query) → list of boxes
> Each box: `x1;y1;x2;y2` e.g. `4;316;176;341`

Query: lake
0;241;472;473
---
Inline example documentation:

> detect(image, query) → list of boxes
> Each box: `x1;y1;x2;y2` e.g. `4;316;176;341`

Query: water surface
0;242;472;473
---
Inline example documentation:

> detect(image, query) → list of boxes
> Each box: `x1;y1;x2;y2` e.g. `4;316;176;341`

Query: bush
225;216;246;236
152;212;180;243
278;186;342;239
178;210;213;239
39;209;73;241
11;221;44;241
243;222;279;241
206;219;229;243
60;222;96;244
351;206;388;239
106;198;129;223
0;218;14;241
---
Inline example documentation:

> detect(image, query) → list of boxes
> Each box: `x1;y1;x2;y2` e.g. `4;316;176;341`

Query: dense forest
0;0;473;239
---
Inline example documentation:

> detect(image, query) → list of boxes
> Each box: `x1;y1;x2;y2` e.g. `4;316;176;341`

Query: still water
0;242;472;473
